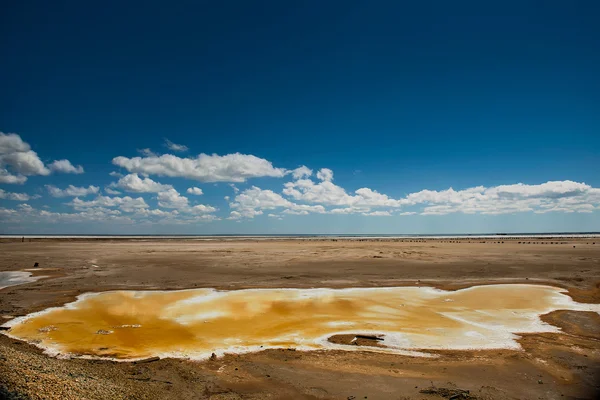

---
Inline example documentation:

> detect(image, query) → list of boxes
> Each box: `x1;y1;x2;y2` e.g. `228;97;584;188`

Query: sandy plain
0;237;599;399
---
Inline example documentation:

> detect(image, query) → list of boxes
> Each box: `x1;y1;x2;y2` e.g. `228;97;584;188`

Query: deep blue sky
1;1;599;233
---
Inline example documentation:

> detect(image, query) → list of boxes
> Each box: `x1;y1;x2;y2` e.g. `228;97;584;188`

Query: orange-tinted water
3;284;599;360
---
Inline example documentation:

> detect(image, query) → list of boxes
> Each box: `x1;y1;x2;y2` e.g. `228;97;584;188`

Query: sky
1;1;599;234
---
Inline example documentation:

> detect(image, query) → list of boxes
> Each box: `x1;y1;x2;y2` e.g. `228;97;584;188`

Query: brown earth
0;237;599;399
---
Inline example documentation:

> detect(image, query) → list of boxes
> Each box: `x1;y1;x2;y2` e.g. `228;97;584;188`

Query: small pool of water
0;271;41;290
3;284;599;361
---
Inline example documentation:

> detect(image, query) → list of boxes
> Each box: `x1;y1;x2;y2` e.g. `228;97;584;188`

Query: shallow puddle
3;284;599;361
0;271;42;290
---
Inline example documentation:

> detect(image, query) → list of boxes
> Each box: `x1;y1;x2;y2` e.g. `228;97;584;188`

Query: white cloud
283;209;309;215
138;148;157;157
187;187;204;195
353;188;404;207
232;186;292;210
227;209;263;220
48;160;84;174
109;171;123;178
0;132;84;183
399;211;417;216
0;188;34;201
154;189;217;215
329;207;371;214
1;204;133;224
291;165;312;180
282;170;600;217
283;179;354;206
136;207;218;223
46;185;100;198
289;204;326;213
316;168;334;181
0;169;27;184
157;189;189;209
283;178;402;208
135;208;180;217
114;173;173;193
1;151;50;176
18;203;34;213
0;133;50;179
362;211;391;216
104;187;121;195
164;139;189;152
0;132;30;153
228;186;326;220
2;199;218;225
112;153;287;182
190;204;217;214
0;207;18;218
534;203;595;214
69;195;149;213
411;180;600;216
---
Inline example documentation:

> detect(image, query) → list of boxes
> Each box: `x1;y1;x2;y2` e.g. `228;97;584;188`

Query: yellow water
3;284;599;361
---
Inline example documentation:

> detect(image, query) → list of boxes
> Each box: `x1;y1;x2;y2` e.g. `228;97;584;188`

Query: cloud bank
1;131;598;228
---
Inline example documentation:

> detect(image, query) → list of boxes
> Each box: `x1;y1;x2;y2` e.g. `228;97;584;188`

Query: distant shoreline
1;232;599;239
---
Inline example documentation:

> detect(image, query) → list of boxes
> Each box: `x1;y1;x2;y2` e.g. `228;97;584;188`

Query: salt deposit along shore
4;284;599;361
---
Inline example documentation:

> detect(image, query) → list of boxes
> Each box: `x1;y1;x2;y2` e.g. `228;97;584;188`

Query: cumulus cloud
0;169;27;184
156;189;188;209
291;165;312;180
164;139;189;152
282;171;600;217
0;188;35;201
109;171;124;178
2;203;219;225
329;207;371;214
227;209;263;220
316;168;334;181
135;208;179;218
137;148;157;157
411;180;600;216
232;186;292;210
283;209;309;215
114;173;173;193
104;187;121;195
228;186;326;220
112;153;287;182
0;132;83;183
187;187;203;195
2;151;50;175
69;195;149;213
2;195;218;225
283;178;402;208
0;203;132;224
48;160;84;174
190;204;217;214
0;132;30;153
154;188;218;215
283;179;353;206
46;185;100;198
0;132;50;179
363;211;391;216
